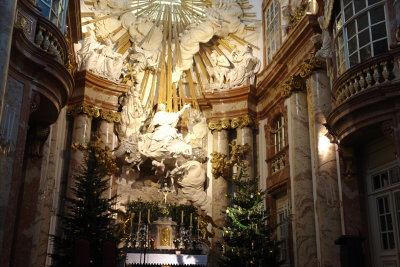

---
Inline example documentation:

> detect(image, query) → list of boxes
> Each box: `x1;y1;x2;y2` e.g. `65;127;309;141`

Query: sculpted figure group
207;45;261;90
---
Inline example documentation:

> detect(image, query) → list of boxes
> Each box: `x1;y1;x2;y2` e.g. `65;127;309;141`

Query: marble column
98;119;115;149
307;70;341;266
286;91;318;267
97;119;116;198
236;126;254;179
67;113;92;198
212;129;229;230
211;128;229;266
0;0;18;123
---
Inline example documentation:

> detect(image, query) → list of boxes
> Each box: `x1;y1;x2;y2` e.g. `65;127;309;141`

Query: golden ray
228;33;260;50
81;12;95;18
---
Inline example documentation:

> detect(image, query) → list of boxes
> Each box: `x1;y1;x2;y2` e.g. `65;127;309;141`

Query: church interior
0;0;400;266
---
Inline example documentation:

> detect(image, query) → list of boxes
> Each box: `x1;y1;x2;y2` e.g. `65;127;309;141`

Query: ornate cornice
280;55;324;98
208;115;257;131
67;103;121;123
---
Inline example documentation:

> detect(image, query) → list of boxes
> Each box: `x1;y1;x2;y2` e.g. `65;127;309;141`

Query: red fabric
101;241;117;267
73;238;90;267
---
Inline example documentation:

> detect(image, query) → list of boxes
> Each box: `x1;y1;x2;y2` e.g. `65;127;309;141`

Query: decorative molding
29;124;51;158
280;55;324;98
381;120;394;140
208;115;257;131
210;142;249;179
30;92;41;113
208;118;231;131
67;103;121;123
286;0;309;33
15;10;33;36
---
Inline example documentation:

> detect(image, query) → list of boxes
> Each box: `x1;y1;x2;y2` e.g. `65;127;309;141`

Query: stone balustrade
334;55;394;106
34;24;65;64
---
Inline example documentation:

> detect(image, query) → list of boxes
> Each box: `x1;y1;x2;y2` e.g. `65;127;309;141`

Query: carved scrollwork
230;115;256;129
281;54;325;98
29;124;51;158
15;10;33;36
286;0;309;33
208;118;231;131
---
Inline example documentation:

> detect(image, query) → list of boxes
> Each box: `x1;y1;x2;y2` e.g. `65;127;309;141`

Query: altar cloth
126;252;208;266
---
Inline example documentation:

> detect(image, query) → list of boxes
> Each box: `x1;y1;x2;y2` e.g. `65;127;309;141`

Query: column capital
280;54;325;98
67;103;121;123
208;115;258;131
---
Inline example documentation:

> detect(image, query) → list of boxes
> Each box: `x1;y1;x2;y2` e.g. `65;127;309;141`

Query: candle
129;212;135;236
190;213;193;226
181;210;184;225
138;210;142;225
197;216;200;229
147;209;150;224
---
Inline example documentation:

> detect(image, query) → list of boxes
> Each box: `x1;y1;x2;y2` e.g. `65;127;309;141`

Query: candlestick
190;213;192;226
147;209;150;224
181;210;184;225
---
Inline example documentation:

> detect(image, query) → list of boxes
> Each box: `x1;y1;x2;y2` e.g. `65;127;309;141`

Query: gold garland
67;103;121;123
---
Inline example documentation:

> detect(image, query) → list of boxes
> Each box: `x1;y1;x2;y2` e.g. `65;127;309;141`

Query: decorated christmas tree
51;138;120;267
219;148;280;267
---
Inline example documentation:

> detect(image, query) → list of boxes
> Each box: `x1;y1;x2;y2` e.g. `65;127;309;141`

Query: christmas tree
219;146;280;267
51;138;120;266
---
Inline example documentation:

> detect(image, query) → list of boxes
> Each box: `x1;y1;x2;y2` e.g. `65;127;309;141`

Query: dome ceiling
78;0;259;112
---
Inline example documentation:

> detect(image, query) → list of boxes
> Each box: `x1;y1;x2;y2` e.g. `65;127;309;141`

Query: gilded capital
208;118;231;131
67;103;121;123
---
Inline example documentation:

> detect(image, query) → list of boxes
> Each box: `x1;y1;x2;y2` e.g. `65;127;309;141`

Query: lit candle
181;210;184;225
147;209;150;224
190;213;193;226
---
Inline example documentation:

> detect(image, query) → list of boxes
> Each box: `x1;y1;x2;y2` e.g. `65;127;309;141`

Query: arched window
333;0;388;74
38;0;68;32
273;115;285;153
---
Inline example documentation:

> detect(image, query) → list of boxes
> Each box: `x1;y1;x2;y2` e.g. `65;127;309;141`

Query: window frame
37;0;69;32
264;0;282;64
333;0;389;74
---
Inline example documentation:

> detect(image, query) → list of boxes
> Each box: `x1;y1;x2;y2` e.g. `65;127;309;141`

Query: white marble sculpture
76;28;101;71
172;160;209;212
172;0;246;82
228;45;261;87
140;103;192;159
207;50;232;89
314;16;333;59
